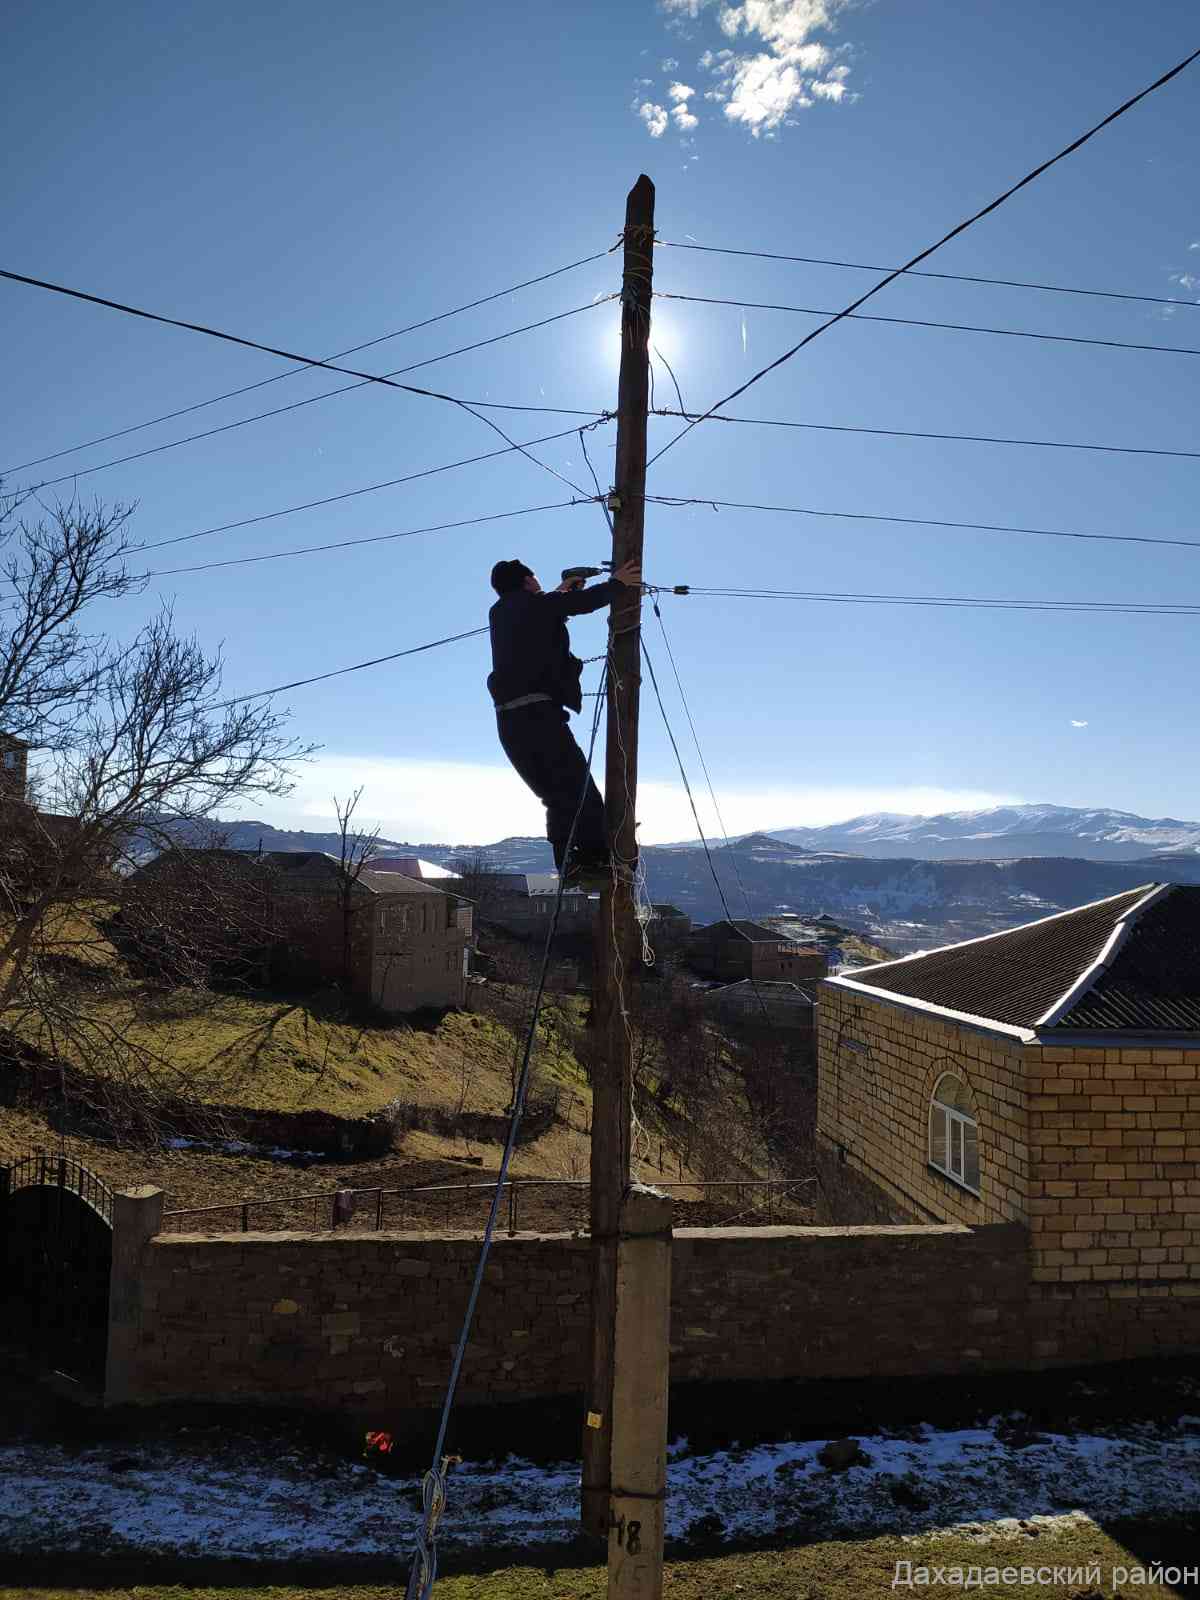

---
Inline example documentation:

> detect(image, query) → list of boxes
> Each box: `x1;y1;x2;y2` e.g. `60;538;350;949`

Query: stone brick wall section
1025;1043;1200;1362
817;984;1029;1227
119;1222;1029;1413
816;984;1200;1364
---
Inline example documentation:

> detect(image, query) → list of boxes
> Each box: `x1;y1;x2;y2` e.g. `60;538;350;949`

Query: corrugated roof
1053;886;1200;1031
356;870;449;899
719;980;814;1000
368;855;460;881
691;919;792;943
843;886;1158;1030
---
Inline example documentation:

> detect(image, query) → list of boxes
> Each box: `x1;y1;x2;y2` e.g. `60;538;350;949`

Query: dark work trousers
496;701;606;870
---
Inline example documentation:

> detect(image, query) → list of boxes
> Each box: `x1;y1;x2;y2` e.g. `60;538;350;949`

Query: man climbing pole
487;556;642;889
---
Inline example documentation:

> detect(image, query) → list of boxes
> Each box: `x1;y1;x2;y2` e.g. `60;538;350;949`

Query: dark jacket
487;581;619;713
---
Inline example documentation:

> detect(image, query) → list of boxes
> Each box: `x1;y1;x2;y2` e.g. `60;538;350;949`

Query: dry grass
5;1516;1198;1597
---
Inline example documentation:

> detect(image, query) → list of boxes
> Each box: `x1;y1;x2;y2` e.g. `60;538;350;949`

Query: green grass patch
8;987;590;1123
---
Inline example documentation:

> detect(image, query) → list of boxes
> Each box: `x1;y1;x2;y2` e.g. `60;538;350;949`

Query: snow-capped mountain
768;805;1200;862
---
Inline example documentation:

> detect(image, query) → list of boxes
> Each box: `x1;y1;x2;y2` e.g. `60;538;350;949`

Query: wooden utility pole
583;175;670;1600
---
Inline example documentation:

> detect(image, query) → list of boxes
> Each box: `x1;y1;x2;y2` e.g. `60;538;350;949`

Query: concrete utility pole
582;174;672;1600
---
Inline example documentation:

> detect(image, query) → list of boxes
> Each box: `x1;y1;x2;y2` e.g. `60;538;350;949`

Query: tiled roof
840;886;1164;1032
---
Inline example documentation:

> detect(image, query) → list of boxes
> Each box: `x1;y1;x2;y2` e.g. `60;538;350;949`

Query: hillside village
7;14;1200;1597
4;541;1200;1593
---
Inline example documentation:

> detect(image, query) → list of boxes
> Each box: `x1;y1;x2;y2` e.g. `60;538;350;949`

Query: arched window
929;1073;980;1193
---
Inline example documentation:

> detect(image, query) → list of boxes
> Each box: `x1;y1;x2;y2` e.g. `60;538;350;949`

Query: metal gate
0;1151;113;1387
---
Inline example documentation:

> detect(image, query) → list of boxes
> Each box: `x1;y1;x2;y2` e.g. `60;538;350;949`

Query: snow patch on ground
1;1418;1198;1560
162;1136;310;1163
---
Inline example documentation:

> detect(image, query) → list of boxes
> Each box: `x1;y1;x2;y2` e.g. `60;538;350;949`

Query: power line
0;266;617;411
650;408;1200;464
674;585;1200;616
3;249;612;477
648;601;754;917
641;635;738;927
648;45;1200;468
658;239;1200;313
21;301;614;493
657;290;1200;361
647;494;1200;553
146;498;587;577
215;625;490;708
201;574;1200;712
405;670;609;1599
134;421;610;553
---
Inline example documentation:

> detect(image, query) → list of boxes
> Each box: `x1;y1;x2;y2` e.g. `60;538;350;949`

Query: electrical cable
645;494;1200;553
647;603;750;922
145;499;589;578
0;259;616;468
405;670;610;1600
656;290;1200;361
647;45;1200;468
640;622;793;1206
22;302;615;493
650;408;1200;464
133;420;611;554
657;239;1200;314
674;585;1200;616
213;625;490;708
3;248;613;476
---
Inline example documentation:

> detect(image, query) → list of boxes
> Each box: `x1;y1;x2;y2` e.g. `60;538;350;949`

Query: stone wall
816;985;1200;1364
122;1222;1029;1413
816;984;1029;1226
1025;1041;1200;1362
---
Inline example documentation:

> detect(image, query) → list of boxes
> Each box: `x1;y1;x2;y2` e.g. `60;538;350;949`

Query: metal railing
1;1150;114;1223
161;1175;817;1236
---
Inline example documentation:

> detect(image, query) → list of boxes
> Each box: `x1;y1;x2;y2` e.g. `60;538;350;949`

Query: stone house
704;978;814;1036
818;882;1200;1363
687;919;828;985
638;902;692;959
1;734;29;797
130;850;471;1014
468;872;597;937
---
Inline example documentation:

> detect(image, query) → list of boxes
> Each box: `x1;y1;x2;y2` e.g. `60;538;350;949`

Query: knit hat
490;559;533;595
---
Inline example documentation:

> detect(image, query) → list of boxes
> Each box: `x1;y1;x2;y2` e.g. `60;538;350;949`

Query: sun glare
596;306;682;385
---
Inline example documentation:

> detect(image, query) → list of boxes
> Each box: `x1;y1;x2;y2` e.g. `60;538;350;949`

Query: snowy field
2;1417;1199;1561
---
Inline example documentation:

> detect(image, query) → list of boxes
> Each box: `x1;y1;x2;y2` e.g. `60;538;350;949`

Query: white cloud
658;0;857;137
1170;272;1199;292
668;80;696;100
637;100;670;137
1070;720;1089;729
673;104;700;130
661;55;679;68
254;755;1021;849
811;62;850;100
1190;241;1200;250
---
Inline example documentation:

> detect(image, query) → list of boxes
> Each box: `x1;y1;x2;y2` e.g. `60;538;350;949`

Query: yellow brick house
818;884;1200;1363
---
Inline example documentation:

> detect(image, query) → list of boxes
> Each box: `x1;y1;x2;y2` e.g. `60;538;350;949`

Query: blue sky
4;0;1199;844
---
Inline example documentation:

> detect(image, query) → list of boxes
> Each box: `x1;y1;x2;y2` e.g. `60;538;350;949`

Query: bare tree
0;489;311;1136
333;786;381;989
446;849;502;922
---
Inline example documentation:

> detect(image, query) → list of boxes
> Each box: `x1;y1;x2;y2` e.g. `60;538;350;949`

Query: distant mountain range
146;811;1200;956
765;804;1200;862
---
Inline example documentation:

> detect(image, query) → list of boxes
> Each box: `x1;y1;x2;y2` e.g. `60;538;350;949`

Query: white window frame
929;1074;981;1195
